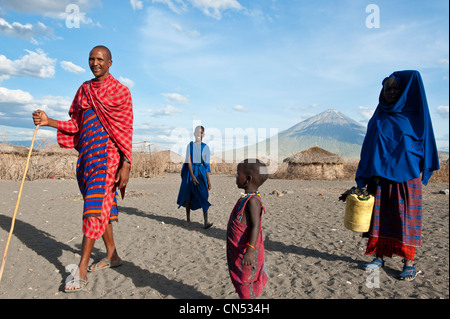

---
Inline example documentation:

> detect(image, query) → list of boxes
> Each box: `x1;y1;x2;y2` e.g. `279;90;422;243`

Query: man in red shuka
32;45;133;292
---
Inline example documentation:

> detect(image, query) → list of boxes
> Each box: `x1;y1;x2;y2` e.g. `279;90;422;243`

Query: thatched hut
282;145;345;180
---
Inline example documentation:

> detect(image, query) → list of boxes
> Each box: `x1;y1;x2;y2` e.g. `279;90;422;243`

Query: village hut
282;145;345;180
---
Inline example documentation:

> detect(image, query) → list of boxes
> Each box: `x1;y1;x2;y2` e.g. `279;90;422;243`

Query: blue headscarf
355;70;440;187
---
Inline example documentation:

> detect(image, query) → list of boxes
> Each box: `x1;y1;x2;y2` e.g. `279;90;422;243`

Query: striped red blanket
365;177;422;260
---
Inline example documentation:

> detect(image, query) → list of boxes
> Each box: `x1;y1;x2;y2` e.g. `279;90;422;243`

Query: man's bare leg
65;236;94;291
87;223;121;271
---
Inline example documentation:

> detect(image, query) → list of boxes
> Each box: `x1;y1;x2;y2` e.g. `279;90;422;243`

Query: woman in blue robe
356;70;440;281
177;126;213;229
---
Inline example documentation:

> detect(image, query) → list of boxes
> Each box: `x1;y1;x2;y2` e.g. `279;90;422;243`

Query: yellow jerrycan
344;194;374;232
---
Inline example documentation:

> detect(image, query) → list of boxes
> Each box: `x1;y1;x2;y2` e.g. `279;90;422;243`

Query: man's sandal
362;258;385;271
64;278;88;293
88;258;122;272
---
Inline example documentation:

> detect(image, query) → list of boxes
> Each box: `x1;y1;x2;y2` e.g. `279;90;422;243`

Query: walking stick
0;124;39;283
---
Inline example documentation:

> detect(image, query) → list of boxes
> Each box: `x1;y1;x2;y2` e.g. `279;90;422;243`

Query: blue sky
0;0;448;155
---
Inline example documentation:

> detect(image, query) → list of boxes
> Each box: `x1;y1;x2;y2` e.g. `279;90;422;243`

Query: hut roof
283;145;344;165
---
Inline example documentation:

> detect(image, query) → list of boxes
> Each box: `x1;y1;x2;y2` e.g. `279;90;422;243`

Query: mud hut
282;145;345;180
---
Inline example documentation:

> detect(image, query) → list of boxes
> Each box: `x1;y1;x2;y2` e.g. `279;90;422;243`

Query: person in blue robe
177;126;213;229
356;70;440;281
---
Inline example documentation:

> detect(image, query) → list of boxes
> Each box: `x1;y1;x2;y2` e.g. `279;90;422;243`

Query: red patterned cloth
77;107;120;239
57;74;133;200
227;194;268;299
366;237;417;261
365;177;422;261
57;74;133;164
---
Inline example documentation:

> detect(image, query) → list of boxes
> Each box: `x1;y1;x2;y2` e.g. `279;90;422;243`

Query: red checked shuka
57;74;133;239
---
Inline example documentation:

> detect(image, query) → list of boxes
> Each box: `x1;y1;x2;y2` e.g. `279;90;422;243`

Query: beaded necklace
240;191;260;198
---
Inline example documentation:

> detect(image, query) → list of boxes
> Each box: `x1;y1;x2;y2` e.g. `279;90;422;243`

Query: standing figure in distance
177;125;213;229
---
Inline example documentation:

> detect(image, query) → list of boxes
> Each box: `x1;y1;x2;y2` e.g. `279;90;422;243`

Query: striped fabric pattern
366;177;422;260
76;108;118;238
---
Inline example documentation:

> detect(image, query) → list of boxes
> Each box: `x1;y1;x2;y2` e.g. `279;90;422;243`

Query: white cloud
0;0;100;14
152;0;243;19
232;104;247;112
438;58;449;66
149;105;183;117
130;0;144;10
0;0;102;27
0;49;56;81
357;106;375;121
0;87;34;104
162;93;189;105
60;61;85;74
38;95;72;112
436;105;449;119
0;86;71;130
118;76;135;88
139;7;207;57
152;0;188;15
0;17;54;42
190;0;243;19
171;23;200;38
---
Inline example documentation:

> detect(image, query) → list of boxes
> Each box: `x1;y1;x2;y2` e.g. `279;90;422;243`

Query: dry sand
0;174;448;300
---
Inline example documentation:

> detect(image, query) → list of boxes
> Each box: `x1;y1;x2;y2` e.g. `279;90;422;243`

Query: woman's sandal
362;258;385;271
398;264;422;281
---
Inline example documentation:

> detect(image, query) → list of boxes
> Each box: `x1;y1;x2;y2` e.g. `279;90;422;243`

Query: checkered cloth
365;177;422;260
57;74;133;163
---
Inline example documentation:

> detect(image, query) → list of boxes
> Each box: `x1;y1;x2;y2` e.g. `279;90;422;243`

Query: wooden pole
0;125;39;283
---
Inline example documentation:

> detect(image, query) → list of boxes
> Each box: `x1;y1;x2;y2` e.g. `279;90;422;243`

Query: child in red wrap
226;158;269;299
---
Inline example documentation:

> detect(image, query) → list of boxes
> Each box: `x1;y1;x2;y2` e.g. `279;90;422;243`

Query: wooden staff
0;124;39;283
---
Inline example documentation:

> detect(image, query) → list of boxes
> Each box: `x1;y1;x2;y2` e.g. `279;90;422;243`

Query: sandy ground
0;174;448;300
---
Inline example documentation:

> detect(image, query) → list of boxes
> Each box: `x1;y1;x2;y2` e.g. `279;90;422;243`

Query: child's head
236;158;269;190
194;125;204;142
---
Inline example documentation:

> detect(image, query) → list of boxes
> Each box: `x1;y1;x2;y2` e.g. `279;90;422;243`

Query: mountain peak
283;109;365;134
278;109;367;159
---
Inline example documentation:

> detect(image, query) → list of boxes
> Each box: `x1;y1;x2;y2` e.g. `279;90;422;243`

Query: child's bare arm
242;197;261;266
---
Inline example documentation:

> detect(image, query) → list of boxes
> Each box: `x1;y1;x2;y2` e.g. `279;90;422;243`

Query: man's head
89;45;112;81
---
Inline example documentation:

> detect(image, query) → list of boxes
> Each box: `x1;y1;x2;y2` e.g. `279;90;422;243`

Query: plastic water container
344;194;374;232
